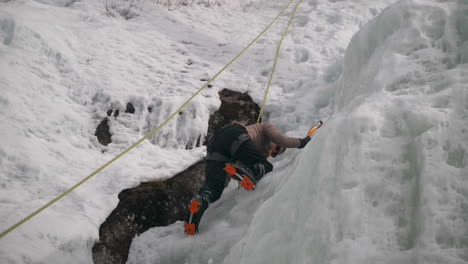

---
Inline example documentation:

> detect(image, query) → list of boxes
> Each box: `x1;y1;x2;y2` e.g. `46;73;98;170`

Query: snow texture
1;0;467;263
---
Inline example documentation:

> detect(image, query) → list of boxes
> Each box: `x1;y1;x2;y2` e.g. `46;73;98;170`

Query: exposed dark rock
204;89;260;145
125;103;135;114
92;161;205;264
114;109;120;117
196;134;201;148
185;134;202;150
92;89;261;264
95;118;111;146
106;110;113;117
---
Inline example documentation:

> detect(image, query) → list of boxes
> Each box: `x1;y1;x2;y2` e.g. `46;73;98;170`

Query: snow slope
129;0;468;264
1;0;467;263
220;1;468;263
0;0;282;262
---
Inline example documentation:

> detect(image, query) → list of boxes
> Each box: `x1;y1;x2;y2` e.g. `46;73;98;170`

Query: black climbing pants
200;124;273;202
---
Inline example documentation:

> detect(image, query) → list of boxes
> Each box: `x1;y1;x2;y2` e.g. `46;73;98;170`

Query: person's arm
262;122;302;148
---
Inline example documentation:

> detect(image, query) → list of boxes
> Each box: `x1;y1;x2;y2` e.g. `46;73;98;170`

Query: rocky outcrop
92;162;205;264
95;103;136;146
95;118;111;146
205;89;261;144
125;103;135;114
92;89;260;264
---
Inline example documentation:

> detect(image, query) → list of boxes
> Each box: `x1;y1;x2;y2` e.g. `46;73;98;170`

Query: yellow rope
0;0;296;239
257;0;304;123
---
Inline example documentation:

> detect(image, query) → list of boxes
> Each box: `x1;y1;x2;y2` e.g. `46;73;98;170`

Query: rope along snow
257;0;304;123
0;0;299;239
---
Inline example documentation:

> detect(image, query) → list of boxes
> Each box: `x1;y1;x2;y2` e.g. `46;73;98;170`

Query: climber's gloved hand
299;136;311;149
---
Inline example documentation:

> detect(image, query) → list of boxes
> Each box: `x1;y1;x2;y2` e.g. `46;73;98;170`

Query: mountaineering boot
248;163;267;181
184;193;211;235
224;163;258;190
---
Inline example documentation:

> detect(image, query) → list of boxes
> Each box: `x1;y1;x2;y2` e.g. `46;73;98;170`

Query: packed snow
1;0;467;263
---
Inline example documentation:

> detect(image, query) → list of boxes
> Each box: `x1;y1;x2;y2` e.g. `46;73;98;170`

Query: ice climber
184;122;312;235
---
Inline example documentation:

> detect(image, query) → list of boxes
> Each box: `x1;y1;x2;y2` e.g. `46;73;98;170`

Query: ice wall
226;0;468;263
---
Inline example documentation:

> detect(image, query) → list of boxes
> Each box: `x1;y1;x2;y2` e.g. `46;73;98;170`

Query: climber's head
270;144;286;158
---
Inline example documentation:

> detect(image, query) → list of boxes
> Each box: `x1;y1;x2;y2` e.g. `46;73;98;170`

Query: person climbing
184;121;313;235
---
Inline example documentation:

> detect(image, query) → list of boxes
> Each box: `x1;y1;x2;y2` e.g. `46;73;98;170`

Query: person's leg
234;139;273;181
186;124;262;234
199;161;228;202
185;161;227;234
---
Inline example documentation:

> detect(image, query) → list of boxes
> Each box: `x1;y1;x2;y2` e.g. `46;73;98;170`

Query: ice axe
307;121;323;137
